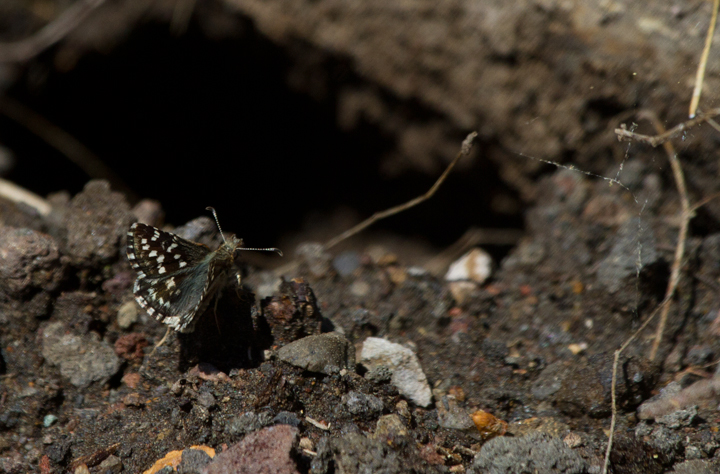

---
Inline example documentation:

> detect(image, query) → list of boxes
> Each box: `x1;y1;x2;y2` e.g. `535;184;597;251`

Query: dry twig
603;110;702;474
689;0;719;118
0;0;105;63
614;107;720;147
0;178;51;215
640;111;691;362
0;96;135;199
423;226;523;276
602;298;673;474
325;132;478;249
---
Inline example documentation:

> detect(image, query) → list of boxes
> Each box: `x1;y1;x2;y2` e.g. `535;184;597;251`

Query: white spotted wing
126;223;238;333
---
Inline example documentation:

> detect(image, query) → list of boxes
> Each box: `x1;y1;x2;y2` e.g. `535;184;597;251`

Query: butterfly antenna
238;247;284;257
206;206;228;244
206;207;283;256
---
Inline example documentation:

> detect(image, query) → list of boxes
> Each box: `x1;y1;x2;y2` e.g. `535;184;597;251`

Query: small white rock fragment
445;248;493;284
568;342;588;355
116;301;138;329
360;337;432;407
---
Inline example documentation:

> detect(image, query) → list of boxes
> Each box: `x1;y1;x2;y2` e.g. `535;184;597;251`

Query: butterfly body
126;223;243;333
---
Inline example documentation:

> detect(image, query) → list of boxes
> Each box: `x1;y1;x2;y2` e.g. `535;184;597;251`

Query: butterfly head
206;207;283;258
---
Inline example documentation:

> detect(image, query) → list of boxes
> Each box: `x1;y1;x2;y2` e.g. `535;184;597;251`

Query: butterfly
126;207;281;333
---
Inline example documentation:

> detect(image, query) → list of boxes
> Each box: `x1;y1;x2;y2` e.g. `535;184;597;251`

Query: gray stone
531;361;566;400
225;412;263;437
178;449;212;474
360;337;432;407
365;366;392;384
272;411;301;428
97;455;122;474
671;460;720;474
437;397;474;431
656;405;697;429
0;227;64;297
196;391;216;409
342;391;384;416
470;432;587;474
41;322;121;387
332;251;361;277
311;432;401;474
648;425;682;463
65;180;134;264
277;333;355;375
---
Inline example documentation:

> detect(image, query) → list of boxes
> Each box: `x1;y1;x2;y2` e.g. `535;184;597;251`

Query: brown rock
203;424;299;474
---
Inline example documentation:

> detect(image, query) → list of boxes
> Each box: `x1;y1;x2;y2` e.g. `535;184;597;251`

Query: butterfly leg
148;327;173;358
212;291;222;334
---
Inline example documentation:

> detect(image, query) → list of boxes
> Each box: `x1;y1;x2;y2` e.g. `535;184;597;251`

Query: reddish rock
114;333;148;361
203;425;299;474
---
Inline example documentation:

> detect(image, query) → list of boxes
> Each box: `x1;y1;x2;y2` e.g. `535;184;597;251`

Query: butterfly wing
127;223;210;277
126;223;217;332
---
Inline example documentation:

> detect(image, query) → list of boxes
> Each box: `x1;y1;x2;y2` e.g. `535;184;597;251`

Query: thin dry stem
689;0;719;118
0;177;51;215
690;191;720;214
424;226;523;276
614;107;720;146
0;96;135;200
707;117;720;134
325;132;478;249
603;110;697;474
0;0;105;63
640;111;691;362
602;299;671;474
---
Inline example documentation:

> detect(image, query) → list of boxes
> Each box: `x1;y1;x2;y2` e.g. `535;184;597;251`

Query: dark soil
2;1;720;473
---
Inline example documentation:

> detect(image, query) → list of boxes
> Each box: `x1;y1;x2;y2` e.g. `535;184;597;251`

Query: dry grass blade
640;111;691;362
0;0;105;63
325;131;478;249
614;107;720;147
602;299;672;474
603;110;697;474
0;96;136;200
0;178;51;215
689;0;719;118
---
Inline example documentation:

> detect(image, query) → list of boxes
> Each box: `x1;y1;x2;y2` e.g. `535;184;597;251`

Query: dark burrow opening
2;15;523;260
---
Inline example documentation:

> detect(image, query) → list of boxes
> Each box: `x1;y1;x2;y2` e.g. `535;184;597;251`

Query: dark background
1;20;519;258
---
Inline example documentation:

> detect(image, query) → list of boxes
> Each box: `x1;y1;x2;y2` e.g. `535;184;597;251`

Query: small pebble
563;432;583;448
471;409;507;438
196;391;216;409
374;414;408;439
116;301;138;329
74;465;90;474
333;251;361;277
567;343;587;355
361;337;432;407
97;455;122;474
299;437;314;451
350;281;370;297
273;411;301;427
445;248;492;284
43;414;58;428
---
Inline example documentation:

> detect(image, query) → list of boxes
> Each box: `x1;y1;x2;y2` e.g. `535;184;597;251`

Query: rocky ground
2;1;720;473
1;166;720;473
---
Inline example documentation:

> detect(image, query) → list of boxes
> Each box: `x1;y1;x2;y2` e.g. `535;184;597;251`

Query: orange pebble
471;410;507;439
